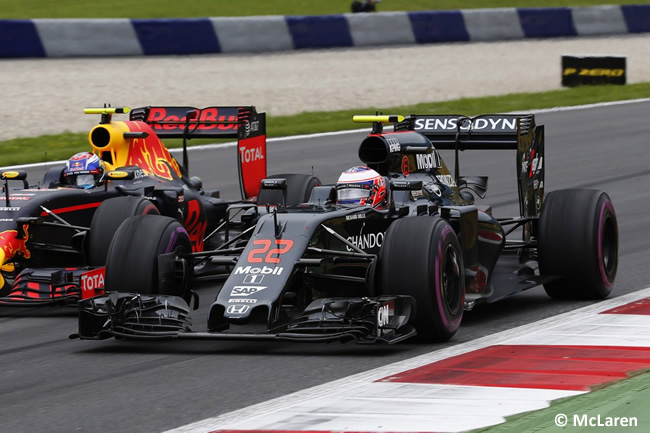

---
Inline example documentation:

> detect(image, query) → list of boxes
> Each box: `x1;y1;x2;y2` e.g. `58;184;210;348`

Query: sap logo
226;305;249;315
415;153;441;170
239;145;264;163
377;301;394;328
230;286;267;296
386;137;400;153
436;175;456;188
346;232;384;252
234;265;284;275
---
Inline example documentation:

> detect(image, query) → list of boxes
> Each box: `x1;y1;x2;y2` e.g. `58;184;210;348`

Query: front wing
0;267;105;307
72;293;416;344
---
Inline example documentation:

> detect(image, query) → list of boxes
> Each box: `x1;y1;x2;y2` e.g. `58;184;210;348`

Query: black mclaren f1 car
0;105;319;306
73;113;619;344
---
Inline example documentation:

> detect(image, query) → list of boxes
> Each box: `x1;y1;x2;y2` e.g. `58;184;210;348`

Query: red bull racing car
73;113;619;344
0;105;319;306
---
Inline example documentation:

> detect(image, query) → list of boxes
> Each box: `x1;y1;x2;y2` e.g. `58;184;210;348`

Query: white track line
164;287;650;433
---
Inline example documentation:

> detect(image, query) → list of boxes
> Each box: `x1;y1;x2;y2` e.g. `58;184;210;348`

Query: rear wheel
538;189;618;299
257;174;321;207
87;196;159;266
377;216;464;342
104;215;191;296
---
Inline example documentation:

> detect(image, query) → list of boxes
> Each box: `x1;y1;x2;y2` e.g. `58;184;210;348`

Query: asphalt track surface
1;100;649;432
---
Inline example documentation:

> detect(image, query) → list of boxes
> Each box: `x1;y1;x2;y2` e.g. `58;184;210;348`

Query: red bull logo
0;228;31;263
0;227;31;288
147;107;237;132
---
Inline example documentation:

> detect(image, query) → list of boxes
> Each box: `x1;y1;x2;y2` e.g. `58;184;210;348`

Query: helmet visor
337;187;371;201
75;174;96;186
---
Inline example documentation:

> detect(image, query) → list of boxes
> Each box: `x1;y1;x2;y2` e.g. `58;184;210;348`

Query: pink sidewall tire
377;216;465;342
538;189;618;299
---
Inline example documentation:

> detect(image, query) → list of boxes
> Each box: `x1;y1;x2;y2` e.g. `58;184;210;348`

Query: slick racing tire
257;174;321;207
538;189;618;299
104;215;191;296
87;196;159;266
377;216;465;342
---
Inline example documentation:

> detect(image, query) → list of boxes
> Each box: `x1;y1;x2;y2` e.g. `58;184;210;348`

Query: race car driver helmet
336;166;387;208
64;152;104;188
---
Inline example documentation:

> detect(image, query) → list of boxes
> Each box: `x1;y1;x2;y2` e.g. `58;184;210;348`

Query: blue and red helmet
336;166;387;208
64;152;104;187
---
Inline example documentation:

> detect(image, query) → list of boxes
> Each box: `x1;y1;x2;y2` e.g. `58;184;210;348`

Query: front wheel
376;216;465;342
538;189;618;299
104;215;192;296
87;196;160;266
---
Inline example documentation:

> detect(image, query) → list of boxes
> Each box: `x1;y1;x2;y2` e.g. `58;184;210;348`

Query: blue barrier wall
1;5;648;58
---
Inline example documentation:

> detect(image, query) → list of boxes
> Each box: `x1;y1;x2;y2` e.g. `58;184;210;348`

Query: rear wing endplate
129;106;267;200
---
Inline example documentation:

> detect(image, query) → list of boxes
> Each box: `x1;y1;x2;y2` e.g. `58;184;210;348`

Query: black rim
602;214;617;277
441;244;462;316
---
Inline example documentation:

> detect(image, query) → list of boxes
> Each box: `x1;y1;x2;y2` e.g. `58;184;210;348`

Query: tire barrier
1;5;649;58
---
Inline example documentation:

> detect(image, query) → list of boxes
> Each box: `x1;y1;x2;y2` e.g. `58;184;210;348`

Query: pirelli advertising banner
562;55;626;87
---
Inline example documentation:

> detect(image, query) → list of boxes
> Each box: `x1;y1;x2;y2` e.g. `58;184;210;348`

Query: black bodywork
0;105;267;305
75;113;565;344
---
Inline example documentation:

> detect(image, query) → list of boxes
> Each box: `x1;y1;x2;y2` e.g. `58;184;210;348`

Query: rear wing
396;113;545;220
129;106;267;200
396;114;536;150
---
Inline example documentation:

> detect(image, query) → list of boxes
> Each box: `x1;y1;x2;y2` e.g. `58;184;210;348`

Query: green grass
470;370;650;432
2;83;649;167
2;0;649;19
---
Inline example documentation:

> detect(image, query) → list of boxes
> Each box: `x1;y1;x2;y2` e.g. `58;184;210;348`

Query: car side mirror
260;178;288;210
1;170;29;201
105;167;148;181
1;170;27;181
